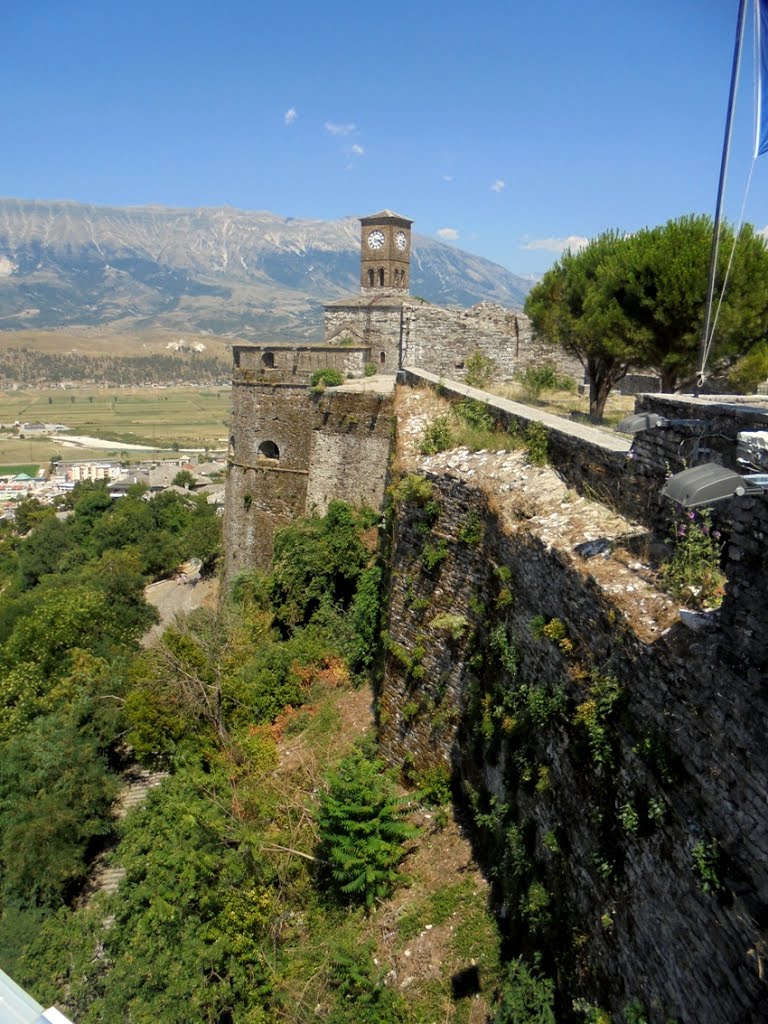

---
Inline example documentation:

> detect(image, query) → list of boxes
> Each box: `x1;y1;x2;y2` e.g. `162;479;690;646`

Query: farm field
0;327;233;360
0;385;232;466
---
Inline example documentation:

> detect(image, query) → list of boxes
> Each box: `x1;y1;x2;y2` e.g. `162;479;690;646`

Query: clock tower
360;210;413;291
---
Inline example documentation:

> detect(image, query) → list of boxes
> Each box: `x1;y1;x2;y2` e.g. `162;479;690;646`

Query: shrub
392;473;435;509
524;422;549;466
458;510;483;544
316;750;419;911
490;958;556;1024
363;361;377;377
465;351;495;388
727;340;768;393
421;538;449;572
416;764;452;807
429;612;470;641
310;368;344;389
691;837;722;894
455;398;495;431
661;508;725;610
420;415;454;454
516;364;576;401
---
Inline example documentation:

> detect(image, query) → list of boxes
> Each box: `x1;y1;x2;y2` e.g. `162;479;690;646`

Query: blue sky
2;0;767;276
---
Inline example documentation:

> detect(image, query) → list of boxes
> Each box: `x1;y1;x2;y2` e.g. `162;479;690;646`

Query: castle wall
379;466;767;1023
306;390;394;515
234;343;370;382
324;302;405;370
223;379;395;579
324;302;584;382
375;373;768;1019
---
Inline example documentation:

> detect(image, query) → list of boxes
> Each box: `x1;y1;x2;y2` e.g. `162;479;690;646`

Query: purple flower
713;530;721;540
687;511;696;520
678;525;687;537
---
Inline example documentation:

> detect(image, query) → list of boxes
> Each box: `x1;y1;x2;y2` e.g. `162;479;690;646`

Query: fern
316;750;419;911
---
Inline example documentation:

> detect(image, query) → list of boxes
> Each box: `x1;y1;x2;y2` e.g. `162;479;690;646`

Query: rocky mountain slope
0;198;533;341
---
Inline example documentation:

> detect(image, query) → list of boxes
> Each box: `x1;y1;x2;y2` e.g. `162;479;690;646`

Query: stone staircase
79;766;168;907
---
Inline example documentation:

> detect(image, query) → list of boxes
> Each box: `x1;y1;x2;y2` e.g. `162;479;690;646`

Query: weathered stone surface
325;302;584;382
223;370;395;578
378;384;768;1024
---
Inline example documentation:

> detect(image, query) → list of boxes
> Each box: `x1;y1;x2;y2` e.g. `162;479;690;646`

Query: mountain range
0;198;534;341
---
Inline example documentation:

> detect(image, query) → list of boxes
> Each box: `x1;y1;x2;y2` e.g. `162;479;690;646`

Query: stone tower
360;210;412;292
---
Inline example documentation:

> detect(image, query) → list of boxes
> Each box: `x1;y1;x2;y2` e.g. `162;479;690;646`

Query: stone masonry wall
306;390;394;515
401;372;768;669
223;381;394;578
234;343;370;382
324;302;584;382
379;465;767;1023
403;303;584;383
324;302;407;372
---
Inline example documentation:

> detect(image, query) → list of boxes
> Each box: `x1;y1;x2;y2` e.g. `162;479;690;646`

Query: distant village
0;453;227;516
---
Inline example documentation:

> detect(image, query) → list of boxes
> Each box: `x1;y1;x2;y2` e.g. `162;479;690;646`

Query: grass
0;385;232;463
0;464;40;476
395;878;478;941
490;382;635;431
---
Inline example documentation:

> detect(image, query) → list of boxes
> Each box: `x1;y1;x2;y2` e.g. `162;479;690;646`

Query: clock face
367;230;385;250
395;231;407;251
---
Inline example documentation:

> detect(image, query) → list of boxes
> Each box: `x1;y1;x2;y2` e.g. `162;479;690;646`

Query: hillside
0;198;533;341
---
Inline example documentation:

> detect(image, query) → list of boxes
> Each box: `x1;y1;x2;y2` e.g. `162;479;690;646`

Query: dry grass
490;381;636;431
0;327;233;359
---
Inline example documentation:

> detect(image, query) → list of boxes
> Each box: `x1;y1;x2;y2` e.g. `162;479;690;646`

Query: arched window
379;350;386;364
262;351;274;368
228;435;235;459
258;440;280;461
368;268;374;287
378;267;384;286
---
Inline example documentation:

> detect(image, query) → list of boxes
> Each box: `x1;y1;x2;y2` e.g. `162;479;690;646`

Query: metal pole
696;0;749;388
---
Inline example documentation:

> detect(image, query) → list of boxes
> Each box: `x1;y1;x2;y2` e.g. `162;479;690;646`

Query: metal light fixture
661;462;768;508
617;413;709;435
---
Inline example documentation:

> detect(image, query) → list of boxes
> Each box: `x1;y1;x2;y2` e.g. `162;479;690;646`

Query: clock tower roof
360;210;413;226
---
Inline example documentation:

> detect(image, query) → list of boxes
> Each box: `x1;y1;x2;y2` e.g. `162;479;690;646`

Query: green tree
0;714;117;907
16;515;75;589
606;215;768;391
527;216;768;408
525;231;646;420
728;340;768;392
173;469;196;488
12;498;52;535
316;750;418;911
269;501;369;629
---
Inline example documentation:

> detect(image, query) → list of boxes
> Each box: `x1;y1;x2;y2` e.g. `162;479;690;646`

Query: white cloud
324;121;356;135
521;235;589;254
437;227;459;241
442;175;453;182
0;256;16;277
350;143;365;157
491;179;505;192
284;107;298;126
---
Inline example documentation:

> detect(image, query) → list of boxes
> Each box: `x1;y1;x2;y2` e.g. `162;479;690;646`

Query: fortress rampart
223;341;395;577
378;373;768;1023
